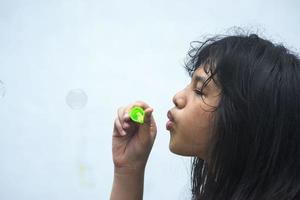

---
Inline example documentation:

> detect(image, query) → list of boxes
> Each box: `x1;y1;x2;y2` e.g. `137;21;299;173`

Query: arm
110;168;145;200
110;101;157;200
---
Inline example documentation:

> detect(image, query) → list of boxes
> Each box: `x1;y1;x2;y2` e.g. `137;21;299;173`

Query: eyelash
194;89;204;96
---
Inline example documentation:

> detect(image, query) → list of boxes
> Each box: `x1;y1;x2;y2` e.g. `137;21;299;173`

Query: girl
110;33;300;200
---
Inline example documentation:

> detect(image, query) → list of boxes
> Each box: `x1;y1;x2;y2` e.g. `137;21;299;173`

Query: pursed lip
166;110;175;131
167;110;175;122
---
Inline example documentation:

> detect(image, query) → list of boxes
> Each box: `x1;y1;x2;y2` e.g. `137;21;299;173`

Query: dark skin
110;67;221;199
168;67;221;158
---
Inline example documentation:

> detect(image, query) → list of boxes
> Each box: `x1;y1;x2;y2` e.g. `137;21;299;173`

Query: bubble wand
129;106;145;124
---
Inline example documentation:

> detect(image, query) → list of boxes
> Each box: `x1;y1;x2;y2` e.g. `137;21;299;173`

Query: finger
113;118;126;137
137;107;155;142
118;104;135;128
144;108;157;141
143;107;154;125
133;101;150;110
117;106;126;128
123;109;132;123
121;104;135;123
124;120;139;135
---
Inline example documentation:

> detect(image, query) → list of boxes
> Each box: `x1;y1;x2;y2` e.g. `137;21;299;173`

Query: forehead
193;67;209;77
192;67;209;82
192;67;219;90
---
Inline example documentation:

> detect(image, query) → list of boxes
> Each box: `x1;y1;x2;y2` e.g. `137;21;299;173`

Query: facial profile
167;66;221;159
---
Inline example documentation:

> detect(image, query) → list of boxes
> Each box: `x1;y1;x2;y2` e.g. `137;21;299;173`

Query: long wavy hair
184;33;300;200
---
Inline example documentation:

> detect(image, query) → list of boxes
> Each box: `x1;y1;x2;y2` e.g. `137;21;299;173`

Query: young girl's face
167;66;221;159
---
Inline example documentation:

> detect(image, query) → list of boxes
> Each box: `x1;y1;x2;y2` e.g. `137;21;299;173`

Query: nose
172;88;186;109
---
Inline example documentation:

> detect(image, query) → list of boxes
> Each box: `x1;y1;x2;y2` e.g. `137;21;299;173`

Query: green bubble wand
129;106;145;124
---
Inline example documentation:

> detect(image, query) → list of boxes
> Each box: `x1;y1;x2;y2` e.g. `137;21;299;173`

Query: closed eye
194;89;204;96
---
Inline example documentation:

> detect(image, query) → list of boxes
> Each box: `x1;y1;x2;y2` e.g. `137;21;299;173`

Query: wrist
114;165;145;176
111;166;145;200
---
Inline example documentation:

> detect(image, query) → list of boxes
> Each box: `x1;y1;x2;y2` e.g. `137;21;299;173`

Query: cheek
183;109;207;131
182;112;212;153
169;117;210;156
169;127;209;157
188;122;210;148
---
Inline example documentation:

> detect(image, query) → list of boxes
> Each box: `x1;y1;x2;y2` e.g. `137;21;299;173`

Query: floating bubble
0;80;6;98
66;89;88;109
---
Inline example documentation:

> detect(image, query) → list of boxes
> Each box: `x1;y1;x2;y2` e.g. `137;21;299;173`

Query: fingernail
124;114;130;121
122;130;127;136
123;122;129;129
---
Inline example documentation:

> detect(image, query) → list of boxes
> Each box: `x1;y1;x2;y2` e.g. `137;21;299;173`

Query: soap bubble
66;89;88;109
0;80;6;98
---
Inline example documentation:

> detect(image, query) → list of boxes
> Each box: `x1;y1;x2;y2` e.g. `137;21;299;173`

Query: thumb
138;107;155;141
143;107;154;125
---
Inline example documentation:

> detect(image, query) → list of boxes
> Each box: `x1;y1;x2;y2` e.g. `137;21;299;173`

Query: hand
112;101;157;174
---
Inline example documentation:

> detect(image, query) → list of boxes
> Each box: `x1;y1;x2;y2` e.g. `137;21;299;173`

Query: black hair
184;33;300;199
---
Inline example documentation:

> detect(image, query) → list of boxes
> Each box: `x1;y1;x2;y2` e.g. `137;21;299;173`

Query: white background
0;0;299;199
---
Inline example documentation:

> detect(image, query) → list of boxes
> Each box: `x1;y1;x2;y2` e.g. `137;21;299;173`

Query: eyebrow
193;75;211;90
194;75;207;83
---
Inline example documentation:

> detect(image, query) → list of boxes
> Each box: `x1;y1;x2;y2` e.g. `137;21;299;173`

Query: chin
169;143;194;156
169;140;180;154
169;140;204;157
